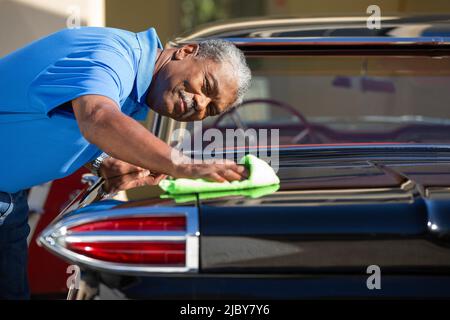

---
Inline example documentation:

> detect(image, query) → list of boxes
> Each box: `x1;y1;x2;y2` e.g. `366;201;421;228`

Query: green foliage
181;0;229;31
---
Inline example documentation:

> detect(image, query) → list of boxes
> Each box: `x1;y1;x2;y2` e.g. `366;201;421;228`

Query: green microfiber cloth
160;184;280;203
159;154;280;195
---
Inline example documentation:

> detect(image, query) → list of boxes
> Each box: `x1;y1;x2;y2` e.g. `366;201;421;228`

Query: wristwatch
91;152;110;176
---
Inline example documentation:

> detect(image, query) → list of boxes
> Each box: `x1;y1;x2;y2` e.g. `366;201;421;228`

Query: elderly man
0;27;251;299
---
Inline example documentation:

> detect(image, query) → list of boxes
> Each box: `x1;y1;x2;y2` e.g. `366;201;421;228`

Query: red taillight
39;209;199;273
64;216;187;266
67;241;186;265
69;216;186;232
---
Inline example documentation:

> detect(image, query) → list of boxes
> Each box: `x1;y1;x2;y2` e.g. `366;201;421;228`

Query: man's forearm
89;112;178;176
77;103;181;176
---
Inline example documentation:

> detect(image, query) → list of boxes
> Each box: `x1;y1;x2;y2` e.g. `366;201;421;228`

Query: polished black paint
199;199;450;272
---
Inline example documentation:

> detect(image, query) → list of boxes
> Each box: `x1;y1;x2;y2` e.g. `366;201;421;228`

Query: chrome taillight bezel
38;206;199;275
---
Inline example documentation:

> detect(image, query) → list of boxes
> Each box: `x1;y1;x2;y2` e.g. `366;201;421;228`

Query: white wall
0;0;104;57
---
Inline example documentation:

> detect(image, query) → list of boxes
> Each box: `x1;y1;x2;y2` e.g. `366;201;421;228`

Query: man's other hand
99;157;166;193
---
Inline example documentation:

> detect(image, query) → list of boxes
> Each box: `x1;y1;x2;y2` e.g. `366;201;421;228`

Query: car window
200;54;450;145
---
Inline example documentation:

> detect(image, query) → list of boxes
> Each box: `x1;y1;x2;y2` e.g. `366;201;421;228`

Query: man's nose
194;95;211;113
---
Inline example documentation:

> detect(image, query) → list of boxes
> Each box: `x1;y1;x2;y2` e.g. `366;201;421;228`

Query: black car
39;16;450;299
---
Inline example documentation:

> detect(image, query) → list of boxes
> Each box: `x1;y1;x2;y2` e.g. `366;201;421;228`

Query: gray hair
196;39;251;109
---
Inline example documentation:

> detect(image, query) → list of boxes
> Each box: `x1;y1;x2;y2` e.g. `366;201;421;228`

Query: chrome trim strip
425;187;450;199
64;234;187;243
175;16;399;42
260;188;414;205
225;37;450;45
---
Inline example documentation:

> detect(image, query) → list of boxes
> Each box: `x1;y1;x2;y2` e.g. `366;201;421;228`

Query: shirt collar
135;28;163;106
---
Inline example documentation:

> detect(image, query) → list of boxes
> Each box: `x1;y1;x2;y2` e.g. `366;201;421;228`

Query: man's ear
174;44;199;60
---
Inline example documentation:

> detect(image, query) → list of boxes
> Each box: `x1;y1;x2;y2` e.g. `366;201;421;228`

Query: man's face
147;45;239;122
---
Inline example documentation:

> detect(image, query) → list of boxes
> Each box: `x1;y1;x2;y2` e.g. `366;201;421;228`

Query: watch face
92;153;109;175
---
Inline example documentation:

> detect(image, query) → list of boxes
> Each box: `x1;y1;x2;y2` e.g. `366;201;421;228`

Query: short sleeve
28;45;136;115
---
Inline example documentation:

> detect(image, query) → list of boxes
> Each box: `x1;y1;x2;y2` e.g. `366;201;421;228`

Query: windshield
201;54;450;145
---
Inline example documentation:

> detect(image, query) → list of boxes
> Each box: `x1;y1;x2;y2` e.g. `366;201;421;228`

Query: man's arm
73;95;247;182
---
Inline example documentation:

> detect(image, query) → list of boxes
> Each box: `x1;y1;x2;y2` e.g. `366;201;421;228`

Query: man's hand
174;160;249;183
99;157;166;193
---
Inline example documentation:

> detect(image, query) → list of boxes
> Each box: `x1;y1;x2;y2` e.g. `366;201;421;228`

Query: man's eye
207;104;214;116
205;78;211;94
208;104;219;116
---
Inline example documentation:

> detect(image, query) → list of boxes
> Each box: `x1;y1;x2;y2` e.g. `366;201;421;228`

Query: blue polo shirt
0;27;162;193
